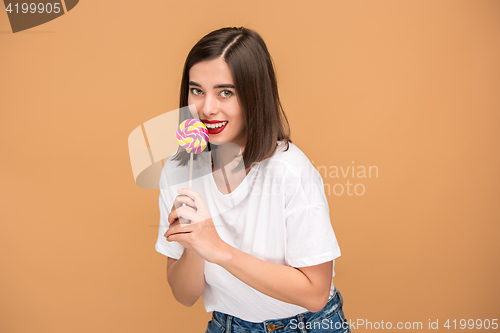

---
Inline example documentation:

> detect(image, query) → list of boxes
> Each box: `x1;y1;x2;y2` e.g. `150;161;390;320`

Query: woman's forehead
189;58;234;86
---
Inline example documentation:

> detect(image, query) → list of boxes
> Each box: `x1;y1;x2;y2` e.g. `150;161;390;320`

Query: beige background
1;0;499;332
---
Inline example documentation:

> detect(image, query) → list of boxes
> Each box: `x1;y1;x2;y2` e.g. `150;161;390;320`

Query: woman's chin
208;136;228;145
209;140;223;146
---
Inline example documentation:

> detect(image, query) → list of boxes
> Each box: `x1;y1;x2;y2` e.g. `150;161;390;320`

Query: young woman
155;27;351;333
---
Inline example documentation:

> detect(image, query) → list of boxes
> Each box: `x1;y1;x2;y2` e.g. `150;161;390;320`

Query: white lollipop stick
189;153;194;189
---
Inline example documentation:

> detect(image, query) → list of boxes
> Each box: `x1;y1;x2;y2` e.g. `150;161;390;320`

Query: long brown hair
173;27;291;170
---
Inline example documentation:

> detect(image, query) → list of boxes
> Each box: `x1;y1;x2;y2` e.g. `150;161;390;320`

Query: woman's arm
218;244;333;312
164;195;206;307
166;248;206;307
165;188;334;312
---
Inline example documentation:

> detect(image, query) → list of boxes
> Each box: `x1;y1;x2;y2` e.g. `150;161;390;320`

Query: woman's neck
210;148;250;194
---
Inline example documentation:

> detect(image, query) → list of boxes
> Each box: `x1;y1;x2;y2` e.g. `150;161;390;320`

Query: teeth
205;121;227;129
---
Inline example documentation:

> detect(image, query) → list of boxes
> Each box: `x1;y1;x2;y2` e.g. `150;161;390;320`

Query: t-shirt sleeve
285;205;341;267
284;161;341;267
155;166;185;259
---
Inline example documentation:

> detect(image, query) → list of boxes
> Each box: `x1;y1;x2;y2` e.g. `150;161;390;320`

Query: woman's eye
220;90;233;98
190;88;202;95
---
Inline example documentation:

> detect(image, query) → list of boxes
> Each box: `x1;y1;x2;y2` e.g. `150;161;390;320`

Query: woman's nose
201;94;218;117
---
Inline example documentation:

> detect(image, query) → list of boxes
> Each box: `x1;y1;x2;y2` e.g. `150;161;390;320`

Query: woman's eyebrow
189;81;235;89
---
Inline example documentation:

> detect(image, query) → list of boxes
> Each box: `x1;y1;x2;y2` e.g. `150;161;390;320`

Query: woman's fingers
168;191;198;224
165;221;194;239
177;188;209;216
175;205;205;224
167;189;209;225
168;204;196;224
164;219;179;237
168;204;206;225
173;194;196;210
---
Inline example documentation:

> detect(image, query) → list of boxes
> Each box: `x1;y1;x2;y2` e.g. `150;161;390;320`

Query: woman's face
188;57;247;153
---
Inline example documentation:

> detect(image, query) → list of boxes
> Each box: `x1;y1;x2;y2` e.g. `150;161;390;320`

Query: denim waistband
212;288;344;333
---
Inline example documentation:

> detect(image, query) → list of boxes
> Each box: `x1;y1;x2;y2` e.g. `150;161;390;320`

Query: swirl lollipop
176;119;209;188
176;119;209;154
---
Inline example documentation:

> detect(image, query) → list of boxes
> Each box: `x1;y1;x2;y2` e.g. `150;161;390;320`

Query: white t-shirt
155;141;342;322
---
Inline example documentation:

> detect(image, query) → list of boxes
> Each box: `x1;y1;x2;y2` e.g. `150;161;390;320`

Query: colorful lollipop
176;119;209;188
176;119;208;154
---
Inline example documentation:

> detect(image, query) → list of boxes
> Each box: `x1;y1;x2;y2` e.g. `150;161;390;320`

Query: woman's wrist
214;241;234;266
184;247;204;261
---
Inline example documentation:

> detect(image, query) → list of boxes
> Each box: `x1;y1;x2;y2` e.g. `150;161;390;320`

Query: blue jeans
205;289;351;333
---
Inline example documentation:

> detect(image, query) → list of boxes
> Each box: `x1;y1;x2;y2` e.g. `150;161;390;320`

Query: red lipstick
201;119;228;135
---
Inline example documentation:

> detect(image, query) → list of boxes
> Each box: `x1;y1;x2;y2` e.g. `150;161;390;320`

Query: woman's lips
206;122;228;134
201;120;228;135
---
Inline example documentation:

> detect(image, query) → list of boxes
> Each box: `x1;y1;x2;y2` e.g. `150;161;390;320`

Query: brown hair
173;26;291;171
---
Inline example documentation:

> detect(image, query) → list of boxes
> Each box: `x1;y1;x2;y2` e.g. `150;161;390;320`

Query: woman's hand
168;188;195;226
164;188;230;264
165;190;195;250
